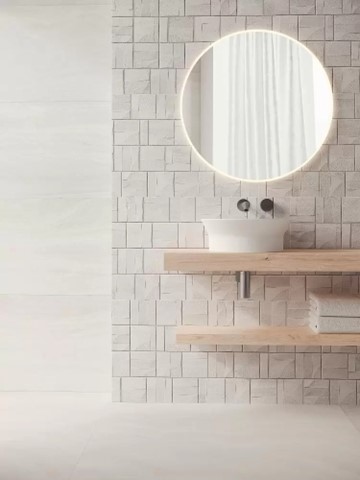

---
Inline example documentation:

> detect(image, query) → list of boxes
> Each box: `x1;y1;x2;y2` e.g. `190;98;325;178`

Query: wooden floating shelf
164;249;360;273
176;326;360;346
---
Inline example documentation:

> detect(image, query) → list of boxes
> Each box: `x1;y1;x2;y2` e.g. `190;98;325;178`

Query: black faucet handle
260;198;274;212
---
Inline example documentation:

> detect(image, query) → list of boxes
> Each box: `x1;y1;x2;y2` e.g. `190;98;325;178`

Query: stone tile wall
112;0;360;404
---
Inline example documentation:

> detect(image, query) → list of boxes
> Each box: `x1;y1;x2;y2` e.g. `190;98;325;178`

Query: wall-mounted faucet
260;198;274;212
237;199;250;212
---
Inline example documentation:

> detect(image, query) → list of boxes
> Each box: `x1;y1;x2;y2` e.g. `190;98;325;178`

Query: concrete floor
1;393;360;480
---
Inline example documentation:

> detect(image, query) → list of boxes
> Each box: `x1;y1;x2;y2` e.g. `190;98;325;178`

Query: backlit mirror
181;30;333;182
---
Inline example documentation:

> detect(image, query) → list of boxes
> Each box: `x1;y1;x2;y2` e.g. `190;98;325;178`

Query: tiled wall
0;1;111;392
112;0;360;405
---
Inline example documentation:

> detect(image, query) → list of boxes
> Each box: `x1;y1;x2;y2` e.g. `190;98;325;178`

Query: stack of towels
309;292;360;333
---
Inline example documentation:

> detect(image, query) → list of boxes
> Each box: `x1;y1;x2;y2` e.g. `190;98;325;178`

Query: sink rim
202;218;288;222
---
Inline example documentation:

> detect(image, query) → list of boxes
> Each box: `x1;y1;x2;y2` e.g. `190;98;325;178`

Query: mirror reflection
181;30;333;181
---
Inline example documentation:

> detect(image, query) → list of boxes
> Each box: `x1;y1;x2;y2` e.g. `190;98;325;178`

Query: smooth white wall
0;2;111;392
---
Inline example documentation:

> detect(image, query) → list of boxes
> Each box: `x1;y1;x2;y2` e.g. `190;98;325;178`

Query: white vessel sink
202;218;289;253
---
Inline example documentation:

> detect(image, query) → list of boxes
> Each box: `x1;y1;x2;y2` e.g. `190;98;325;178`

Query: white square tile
0;103;111;198
0;198;110;295
0;6;110;101
0;296;110;391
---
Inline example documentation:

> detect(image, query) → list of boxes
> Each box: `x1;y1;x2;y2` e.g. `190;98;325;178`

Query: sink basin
202;218;289;253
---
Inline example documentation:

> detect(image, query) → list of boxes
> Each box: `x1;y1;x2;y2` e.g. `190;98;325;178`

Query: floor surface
1;393;360;480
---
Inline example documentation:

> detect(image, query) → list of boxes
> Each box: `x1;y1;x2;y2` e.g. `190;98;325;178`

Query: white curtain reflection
212;31;316;179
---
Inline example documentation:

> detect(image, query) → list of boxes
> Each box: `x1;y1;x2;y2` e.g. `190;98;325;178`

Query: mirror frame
180;29;334;183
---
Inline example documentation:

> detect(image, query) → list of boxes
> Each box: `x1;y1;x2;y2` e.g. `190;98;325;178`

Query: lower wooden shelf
176;326;360;346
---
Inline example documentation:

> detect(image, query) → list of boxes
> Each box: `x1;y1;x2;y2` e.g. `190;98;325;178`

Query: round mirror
181;30;333;182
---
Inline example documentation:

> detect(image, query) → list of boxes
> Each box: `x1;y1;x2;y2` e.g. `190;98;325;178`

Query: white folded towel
309;315;360;333
309;292;360;317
